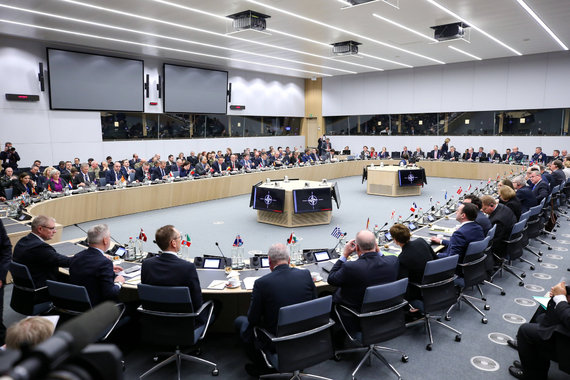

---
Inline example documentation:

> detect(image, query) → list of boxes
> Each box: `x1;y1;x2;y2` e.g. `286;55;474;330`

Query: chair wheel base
212;368;219;376
519;281;524;286
552;236;556;240
538;258;543;262
538;252;543;256
482;318;488;324
501;291;506;296
530;266;535;270
521;273;526;278
426;344;432;351
484;305;490;311
444;315;451;321
455;335;462;342
333;354;342;362
548;247;553;250
402;355;409;363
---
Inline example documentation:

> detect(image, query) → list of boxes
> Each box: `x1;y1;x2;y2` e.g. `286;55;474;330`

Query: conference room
1;0;570;379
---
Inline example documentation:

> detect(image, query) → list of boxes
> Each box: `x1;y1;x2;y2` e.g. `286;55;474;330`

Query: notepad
533;296;550;310
243;277;261;290
126;276;141;284
207;280;227;290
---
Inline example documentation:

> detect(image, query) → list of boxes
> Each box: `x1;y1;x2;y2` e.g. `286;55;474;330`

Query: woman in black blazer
499;186;522;221
11;172;35;196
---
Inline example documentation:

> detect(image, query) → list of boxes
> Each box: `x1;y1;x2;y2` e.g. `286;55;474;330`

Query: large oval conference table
25;159;524;332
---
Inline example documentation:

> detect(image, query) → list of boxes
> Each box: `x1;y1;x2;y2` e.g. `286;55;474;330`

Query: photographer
0;142;20;172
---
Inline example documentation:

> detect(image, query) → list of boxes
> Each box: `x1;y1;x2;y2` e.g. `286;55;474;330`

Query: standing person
440;138;450;155
0;142;20;171
0;219;11;346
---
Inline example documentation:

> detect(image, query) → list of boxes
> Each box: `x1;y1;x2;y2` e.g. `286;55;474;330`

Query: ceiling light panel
515;0;568;50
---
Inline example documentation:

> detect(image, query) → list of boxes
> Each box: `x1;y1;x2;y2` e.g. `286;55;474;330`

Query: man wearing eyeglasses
13;215;71;288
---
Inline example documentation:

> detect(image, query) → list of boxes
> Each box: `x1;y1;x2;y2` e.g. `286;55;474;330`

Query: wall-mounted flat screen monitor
252;187;285;213
293;188;332;214
398;169;424;187
47;49;144;111
163;63;228;114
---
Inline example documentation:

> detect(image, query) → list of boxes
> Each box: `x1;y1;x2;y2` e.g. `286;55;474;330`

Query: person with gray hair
13;215;71;288
69;224;124;305
327;230;399;334
512;175;538;214
5;317;55;350
234;242;316;377
72;163;95;188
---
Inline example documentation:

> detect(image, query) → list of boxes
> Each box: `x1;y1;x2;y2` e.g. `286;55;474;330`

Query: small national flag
31;187;37;195
496;173;500;180
286;233;298;244
487;178;491;184
120;175;126;183
331;227;343;239
467;184;472;191
429;196;433;204
366;218;370;230
139;228;147;242
391;210;395;219
47;184;52;192
169;171;173;177
181;234;191;247
68;181;73;189
233;235;244;247
444;191;448;200
410;205;416;213
457;187;462;195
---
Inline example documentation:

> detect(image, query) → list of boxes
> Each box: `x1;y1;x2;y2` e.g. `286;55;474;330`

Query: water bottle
126;237;136;261
135;237;143;260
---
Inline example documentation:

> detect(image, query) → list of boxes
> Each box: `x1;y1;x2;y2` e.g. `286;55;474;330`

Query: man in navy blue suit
529;169;550;204
481;195;516;256
151;161;170;181
69;224;124;305
462;195;492;235
532;147;548;164
512;175;538;213
328;230;398;332
235;243;315;376
445;146;460;161
211;156;228;174
105;161;124;185
141;225;203;312
431;203;484;263
13;215;71;288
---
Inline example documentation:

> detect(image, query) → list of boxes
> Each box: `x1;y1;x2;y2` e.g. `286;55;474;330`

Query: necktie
115;172;119;182
161;169;165;177
84;173;89;182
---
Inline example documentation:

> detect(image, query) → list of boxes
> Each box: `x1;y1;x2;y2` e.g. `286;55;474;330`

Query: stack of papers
243;277;261;290
207;280;227;290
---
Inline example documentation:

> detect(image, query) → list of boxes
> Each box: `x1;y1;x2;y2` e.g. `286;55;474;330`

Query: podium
367;166;422;197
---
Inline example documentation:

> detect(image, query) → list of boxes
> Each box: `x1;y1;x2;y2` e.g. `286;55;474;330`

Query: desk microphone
402;213;414;223
215;242;230;267
377;222;389;231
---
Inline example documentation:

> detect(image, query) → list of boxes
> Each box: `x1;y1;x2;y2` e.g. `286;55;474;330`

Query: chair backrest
128;172;135;182
486;224;497;240
464;236;491;258
529;203;542;217
98;177;107;186
551;185;560;194
274;296;334;373
46;280;92;314
171;171;180;178
10;261;36;289
5;188;13;200
359;279;408;346
138;284;194;313
421;256;459;314
462;237;490;286
519;210;531;223
509;219;526;238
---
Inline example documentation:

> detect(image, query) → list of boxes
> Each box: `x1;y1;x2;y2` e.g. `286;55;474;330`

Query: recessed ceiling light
59;0;384;72
515;0;568;50
247;0;444;64
448;46;482;61
372;13;438;43
0;19;332;77
424;0;522;56
0;4;356;74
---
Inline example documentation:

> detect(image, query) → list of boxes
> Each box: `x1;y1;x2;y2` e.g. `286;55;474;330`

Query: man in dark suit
240;153;254;170
0;219;12;345
512;175;538;213
151;161;170;181
211;157;227;174
509;147;524;163
427;145;441;160
412;147;424;160
532;147;548;164
502;148;512;162
431;203;485;263
129;153;141;169
509;281;570;379
327;230;398;331
194;157;211;176
401;146;410;158
235;243;315;376
549;160;566;190
529;169;550;204
0;142;20;171
227;154;242;171
487;149;501;162
72;164;95;188
391;224;435;307
134;162;152;182
463;195;492;235
445;146;460;161
12;215;71;287
463;147;476;161
105;161;124;185
187;151;199;166
141;225;203;311
481;195;516;256
69;224;124;305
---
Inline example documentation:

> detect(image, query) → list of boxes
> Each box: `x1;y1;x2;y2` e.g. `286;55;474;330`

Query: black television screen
47;49;144;111
249;181;262;207
293;188;332;214
398;169;424;187
164;63;228;113
252;187;285;213
332;182;341;208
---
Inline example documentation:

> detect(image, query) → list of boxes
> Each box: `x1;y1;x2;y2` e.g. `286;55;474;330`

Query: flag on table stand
139;228;147;242
391;210;396;220
120;176;126;183
457;187;463;195
366;218;370;230
68;181;73;190
444;191;448;200
181;234;191;247
47;184;52;192
467;184;472;192
410;202;417;213
331;227;343;239
31;187;37;196
233;235;244;247
169;171;173;178
287;233;297;245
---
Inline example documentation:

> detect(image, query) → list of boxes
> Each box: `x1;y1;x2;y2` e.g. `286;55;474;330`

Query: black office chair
407;255;462;351
137;284;218;379
46;280;124;340
9;262;52;315
334;279;409;380
254;295;335;380
517;210;536;270
523;203;544;261
445;237;493;324
490;219;527;286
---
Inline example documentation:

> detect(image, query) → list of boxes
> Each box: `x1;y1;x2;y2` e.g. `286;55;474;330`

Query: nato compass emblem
261;191;277;208
302;191;323;210
406;172;417;183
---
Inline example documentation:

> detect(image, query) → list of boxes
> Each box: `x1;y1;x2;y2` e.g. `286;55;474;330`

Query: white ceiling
0;0;568;78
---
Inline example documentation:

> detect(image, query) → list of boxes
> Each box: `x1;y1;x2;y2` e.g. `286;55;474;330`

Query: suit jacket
11;180;33;197
134;167;151;182
488;203;517;255
247;264;316;336
509;151;524;162
0;220;11;283
516;186;538;213
141;252;203;311
475;210;492;235
534;291;570;341
427;150;441;159
412;150;425;159
187;155;199;166
551;169;566;190
13;233;72;288
194;162;210;176
487;153;501;162
532;180;550;204
151;166;170;181
445;151;460;161
378;151;390;159
105;170;123;185
73;172;95;187
463;152;476;161
532;152;548;163
69;247;119;305
327;251;398;310
439;222;485;263
211;161;227;174
502;197;522;221
475;152;486;161
45;178;66;192
240;159;254;170
227;160;242;171
397;239;436;300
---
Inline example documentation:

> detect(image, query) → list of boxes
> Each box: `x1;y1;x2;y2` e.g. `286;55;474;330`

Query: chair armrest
410;276;457;289
341;301;409;319
458;255;486;267
254;320;335;343
195;300;215;341
503;235;523;244
101;303;126;341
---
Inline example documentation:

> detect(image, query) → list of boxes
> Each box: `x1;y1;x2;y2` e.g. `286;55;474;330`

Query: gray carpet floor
4;175;570;379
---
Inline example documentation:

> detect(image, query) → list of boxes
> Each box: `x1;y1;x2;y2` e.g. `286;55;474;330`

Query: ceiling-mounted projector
331;40;361;56
227;10;270;32
430;22;469;42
